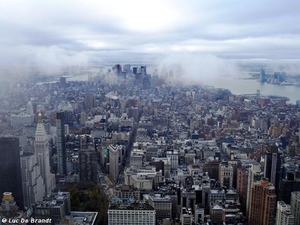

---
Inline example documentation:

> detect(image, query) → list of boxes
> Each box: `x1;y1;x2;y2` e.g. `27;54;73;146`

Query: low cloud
0;45;90;81
156;52;240;86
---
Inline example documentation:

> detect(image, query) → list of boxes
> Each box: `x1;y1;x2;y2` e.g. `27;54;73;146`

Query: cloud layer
1;0;300;77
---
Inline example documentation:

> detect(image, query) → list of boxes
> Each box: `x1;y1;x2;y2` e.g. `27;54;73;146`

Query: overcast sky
1;0;300;76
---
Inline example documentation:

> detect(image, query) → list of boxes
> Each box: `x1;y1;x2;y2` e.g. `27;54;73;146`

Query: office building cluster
0;64;300;224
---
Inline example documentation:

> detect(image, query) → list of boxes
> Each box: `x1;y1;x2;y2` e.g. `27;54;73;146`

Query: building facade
56;112;67;175
219;162;233;189
108;203;155;225
35;117;56;194
291;192;300;225
20;152;45;208
248;178;277;225
276;201;294;225
0;137;24;210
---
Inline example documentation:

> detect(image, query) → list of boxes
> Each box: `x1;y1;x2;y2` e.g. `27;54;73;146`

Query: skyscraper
291;192;300;225
260;67;266;82
0;137;24;210
279;172;300;204
35;115;56;194
248;178;277;225
79;136;98;183
60;76;67;88
264;145;282;193
20;152;45;208
85;93;95;111
246;163;264;217
276;201;294;225
56;112;67;175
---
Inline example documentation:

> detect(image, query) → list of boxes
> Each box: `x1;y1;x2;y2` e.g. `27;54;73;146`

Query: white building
124;166;161;190
34;116;56;194
130;150;145;167
11;113;34;127
26;101;34;116
219;162;233;189
291;192;300;225
108;203;155;225
276;201;294;225
20;153;45;208
167;150;178;169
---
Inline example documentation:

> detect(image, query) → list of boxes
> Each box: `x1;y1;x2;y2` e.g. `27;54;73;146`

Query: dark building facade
0;137;24;210
279;172;300;204
264;146;282;193
79;149;98;183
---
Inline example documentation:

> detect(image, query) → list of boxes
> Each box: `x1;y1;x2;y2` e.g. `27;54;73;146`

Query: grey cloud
0;0;300;78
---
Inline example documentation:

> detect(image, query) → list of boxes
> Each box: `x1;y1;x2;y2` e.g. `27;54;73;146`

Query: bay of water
203;77;299;104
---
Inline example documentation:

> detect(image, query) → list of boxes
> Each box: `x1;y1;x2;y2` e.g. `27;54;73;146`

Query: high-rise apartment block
248;178;277;225
276;201;294;225
246;163;264;217
291;192;300;225
79;145;98;183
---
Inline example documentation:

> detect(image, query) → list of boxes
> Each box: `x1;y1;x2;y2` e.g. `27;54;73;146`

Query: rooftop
67;211;98;225
109;202;154;211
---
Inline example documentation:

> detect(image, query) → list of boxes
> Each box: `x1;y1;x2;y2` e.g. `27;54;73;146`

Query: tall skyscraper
260;67;266;82
248;178;277;225
20;152;45;208
79;136;98;183
276;201;294;225
279;172;300;204
0;137;24;210
35;115;56;194
264;145;282;193
56;112;67;175
246;163;264;218
291;192;300;225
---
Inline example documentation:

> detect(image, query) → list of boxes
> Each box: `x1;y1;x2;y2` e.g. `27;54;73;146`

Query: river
67;66;300;104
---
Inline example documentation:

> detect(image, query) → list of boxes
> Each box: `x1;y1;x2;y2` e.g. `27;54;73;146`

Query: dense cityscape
0;64;300;225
